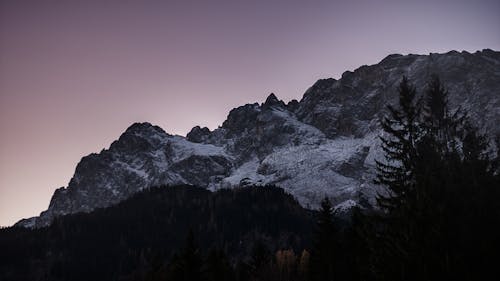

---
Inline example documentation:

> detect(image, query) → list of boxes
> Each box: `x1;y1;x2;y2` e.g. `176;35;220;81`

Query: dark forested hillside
0;185;313;281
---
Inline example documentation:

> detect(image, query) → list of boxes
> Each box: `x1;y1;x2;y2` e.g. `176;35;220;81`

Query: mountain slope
17;49;500;228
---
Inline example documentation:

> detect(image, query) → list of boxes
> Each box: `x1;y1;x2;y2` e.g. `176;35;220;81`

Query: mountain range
17;49;500;228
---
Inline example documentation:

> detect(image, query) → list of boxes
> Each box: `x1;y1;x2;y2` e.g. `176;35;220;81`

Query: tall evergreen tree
373;77;424;280
309;197;338;281
373;75;500;280
375;76;421;213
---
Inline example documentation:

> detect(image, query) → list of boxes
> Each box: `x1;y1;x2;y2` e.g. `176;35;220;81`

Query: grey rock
186;126;211;143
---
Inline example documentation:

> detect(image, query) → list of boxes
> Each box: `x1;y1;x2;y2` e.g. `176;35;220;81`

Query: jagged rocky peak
16;50;500;229
110;122;169;152
186;126;211;143
478;48;500;60
120;122;168;141
219;92;326;162
221;93;293;138
221;102;261;135
262;93;286;108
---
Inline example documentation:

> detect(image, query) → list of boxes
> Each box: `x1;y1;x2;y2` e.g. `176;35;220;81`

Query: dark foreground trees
372;75;500;280
309;198;337;281
0;186;313;281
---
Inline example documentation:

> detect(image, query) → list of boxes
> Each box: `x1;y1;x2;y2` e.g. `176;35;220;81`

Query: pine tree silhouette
309;197;338;281
373;75;500;280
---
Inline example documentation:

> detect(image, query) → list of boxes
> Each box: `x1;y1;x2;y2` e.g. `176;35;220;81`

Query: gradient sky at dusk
1;0;499;226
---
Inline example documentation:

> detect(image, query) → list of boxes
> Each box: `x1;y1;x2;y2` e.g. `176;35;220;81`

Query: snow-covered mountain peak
17;50;500;228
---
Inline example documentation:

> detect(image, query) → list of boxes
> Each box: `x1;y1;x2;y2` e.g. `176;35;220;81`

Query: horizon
1;0;500;227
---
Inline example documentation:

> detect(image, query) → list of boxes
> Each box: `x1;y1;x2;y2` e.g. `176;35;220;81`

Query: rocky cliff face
17;49;500;228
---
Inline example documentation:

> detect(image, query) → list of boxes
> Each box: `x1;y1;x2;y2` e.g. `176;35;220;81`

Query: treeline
0;186;313;281
136;198;361;281
140;230;311;281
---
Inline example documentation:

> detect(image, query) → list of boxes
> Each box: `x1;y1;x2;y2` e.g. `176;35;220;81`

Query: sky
1;0;499;227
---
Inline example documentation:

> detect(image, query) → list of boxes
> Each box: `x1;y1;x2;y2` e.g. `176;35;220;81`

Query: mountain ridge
17;49;500;228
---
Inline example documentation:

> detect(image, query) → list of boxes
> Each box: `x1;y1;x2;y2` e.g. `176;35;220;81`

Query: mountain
17;49;500;228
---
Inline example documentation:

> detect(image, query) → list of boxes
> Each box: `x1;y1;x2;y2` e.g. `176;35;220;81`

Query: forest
1;76;499;281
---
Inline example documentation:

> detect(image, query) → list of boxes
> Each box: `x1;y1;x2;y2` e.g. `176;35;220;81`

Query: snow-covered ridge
16;49;500;228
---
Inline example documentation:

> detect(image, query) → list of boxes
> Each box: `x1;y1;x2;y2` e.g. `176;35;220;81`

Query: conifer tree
374;75;500;280
372;79;423;280
309;197;337;281
375;76;421;213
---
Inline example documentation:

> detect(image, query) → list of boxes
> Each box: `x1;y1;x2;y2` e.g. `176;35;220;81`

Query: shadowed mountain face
17;49;500;228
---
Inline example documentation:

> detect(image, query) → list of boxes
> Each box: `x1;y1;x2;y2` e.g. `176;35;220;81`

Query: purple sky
1;0;499;226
